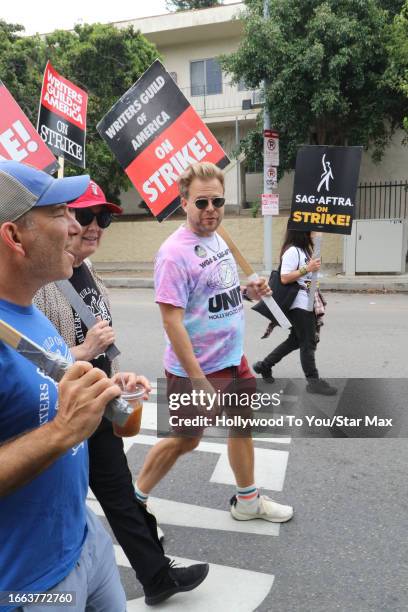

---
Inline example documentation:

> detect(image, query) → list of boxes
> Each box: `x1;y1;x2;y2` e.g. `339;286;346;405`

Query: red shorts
165;355;256;437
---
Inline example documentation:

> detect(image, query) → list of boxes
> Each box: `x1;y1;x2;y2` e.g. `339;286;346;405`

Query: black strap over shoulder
252;247;301;323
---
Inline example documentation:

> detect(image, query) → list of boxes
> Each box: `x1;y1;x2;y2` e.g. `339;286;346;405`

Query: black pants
88;418;170;590
263;308;319;378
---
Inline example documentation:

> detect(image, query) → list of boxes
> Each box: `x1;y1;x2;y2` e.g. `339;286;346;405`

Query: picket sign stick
0;319;20;349
307;233;322;311
57;156;64;179
217;225;291;329
55;280;120;361
0;319;132;426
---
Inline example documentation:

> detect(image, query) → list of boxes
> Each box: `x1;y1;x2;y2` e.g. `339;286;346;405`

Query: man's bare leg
137;436;201;493
227;435;255;488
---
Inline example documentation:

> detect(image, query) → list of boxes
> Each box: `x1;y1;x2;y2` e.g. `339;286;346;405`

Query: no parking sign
263;130;279;166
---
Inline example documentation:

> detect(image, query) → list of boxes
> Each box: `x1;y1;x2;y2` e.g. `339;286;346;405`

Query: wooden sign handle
217;225;255;278
307;233;323;311
217;225;291;328
0;319;22;349
58;156;64;179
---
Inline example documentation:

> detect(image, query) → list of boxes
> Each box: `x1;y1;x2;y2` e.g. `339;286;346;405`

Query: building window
190;58;222;96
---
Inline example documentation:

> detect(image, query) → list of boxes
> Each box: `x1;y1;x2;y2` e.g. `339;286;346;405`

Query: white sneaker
230;494;293;523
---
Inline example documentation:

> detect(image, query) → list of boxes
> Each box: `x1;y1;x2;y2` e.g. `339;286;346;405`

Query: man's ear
180;197;188;212
0;222;27;256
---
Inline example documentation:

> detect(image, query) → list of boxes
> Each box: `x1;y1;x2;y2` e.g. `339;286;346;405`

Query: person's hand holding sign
245;277;272;301
72;316;116;361
306;257;321;273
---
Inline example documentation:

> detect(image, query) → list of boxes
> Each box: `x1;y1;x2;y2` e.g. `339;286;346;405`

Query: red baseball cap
68;180;123;214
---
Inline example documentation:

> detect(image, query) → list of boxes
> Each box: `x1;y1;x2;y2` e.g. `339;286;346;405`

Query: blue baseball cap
0;160;90;224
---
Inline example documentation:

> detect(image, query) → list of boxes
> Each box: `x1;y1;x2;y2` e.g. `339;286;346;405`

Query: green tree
379;0;405;17
166;0;221;11
387;1;408;131
0;21;45;126
1;22;159;204
43;24;159;202
222;0;407;173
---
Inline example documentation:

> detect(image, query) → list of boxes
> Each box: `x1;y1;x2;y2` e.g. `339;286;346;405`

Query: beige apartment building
114;2;408;215
93;3;408;271
115;2;258;215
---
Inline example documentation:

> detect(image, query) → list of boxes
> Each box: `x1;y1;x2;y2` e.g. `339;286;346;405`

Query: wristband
299;265;308;276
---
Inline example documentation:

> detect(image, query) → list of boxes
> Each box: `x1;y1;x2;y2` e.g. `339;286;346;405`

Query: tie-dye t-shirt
155;225;244;376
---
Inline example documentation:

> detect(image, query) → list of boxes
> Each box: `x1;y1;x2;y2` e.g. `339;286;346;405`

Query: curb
101;277;408;292
103;278;154;288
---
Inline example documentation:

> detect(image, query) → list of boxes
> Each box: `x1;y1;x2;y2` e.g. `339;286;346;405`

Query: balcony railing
177;82;261;117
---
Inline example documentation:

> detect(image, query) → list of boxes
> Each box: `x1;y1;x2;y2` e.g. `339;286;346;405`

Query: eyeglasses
194;197;225;210
74;209;113;229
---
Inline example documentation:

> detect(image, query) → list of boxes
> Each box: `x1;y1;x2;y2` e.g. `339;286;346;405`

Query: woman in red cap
34;180;209;605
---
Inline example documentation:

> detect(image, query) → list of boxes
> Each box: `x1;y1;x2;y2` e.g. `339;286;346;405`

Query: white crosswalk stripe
88;495;280;536
114;545;275;611
103;388;291;609
210;447;289;491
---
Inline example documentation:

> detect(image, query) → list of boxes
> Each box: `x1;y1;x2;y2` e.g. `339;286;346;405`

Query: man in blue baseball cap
0;160;90;222
0;161;127;611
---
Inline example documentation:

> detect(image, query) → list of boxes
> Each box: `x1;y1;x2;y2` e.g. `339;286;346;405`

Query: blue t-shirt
0;299;88;611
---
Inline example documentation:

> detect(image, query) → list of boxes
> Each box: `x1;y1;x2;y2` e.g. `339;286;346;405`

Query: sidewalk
95;262;408;292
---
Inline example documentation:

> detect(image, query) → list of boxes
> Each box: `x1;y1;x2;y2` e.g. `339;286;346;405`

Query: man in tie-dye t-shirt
155;223;243;376
135;162;294;524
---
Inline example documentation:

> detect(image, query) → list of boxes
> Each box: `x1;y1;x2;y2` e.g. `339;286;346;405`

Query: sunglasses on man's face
194;197;225;210
74;209;113;229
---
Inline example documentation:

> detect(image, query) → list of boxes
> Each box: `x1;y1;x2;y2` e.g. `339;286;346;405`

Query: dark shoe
145;561;209;606
253;361;275;383
306;379;337;396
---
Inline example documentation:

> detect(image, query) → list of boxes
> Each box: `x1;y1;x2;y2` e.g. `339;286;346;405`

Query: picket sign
96;60;229;221
307;233;322;311
0;80;57;172
37;62;88;169
217;225;291;329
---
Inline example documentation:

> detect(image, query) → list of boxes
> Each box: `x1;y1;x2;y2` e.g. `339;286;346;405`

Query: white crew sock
235;484;260;514
135;482;149;505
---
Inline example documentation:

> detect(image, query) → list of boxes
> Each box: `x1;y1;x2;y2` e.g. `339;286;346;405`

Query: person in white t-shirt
253;229;337;395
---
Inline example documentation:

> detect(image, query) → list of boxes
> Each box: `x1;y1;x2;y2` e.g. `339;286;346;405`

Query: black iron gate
356;181;408;219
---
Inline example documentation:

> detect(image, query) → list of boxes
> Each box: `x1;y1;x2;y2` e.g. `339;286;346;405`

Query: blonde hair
178;162;224;199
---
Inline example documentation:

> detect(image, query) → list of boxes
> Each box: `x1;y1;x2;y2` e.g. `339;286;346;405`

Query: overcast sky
2;1;238;35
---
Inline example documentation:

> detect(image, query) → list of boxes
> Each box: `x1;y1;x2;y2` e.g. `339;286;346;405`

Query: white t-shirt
280;246;312;310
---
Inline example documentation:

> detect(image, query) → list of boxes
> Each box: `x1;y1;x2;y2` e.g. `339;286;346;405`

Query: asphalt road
95;290;408;612
110;290;408;380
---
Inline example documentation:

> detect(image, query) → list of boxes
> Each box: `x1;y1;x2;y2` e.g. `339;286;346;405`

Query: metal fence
356;181;408;219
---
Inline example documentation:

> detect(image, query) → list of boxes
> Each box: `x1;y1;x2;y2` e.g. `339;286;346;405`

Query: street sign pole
263;0;272;274
235;116;241;208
